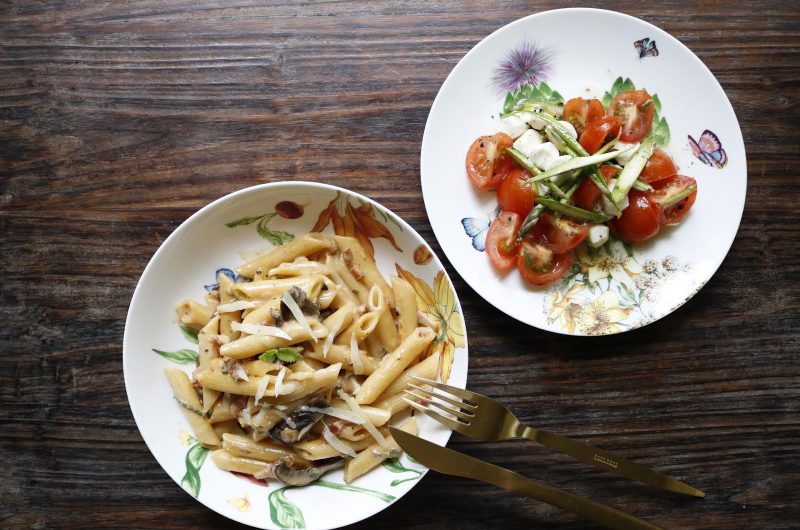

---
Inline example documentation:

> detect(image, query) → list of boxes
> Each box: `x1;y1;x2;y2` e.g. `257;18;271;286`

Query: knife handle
508;473;665;530
520;426;704;498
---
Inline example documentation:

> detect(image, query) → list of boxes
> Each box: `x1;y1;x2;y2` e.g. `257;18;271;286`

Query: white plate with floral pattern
123;181;468;529
420;8;746;335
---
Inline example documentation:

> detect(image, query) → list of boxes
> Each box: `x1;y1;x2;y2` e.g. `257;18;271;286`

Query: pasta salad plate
420;8;746;335
123;182;468;530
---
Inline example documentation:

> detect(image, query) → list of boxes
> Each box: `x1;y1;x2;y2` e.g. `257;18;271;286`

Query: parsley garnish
259;347;302;364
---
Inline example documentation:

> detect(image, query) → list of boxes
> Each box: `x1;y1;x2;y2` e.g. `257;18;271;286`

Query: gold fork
404;376;704;498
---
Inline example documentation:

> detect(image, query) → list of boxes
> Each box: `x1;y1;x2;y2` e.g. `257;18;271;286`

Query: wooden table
2;2;798;529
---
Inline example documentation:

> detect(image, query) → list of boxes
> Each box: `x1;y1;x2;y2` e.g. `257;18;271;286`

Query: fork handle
520;427;704;498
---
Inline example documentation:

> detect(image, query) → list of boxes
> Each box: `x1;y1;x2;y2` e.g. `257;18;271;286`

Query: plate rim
420;7;747;336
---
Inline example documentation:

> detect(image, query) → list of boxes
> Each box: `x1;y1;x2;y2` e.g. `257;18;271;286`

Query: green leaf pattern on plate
152;348;198;364
502;81;564;117
314;480;396;503
179;324;199;344
269;487;306;529
181;443;209;498
226;211;295;245
381;458;423;486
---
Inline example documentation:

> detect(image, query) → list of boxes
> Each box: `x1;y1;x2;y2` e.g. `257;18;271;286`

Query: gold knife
390;427;666;530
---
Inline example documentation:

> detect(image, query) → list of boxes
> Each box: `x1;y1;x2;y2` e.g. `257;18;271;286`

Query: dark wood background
1;1;798;529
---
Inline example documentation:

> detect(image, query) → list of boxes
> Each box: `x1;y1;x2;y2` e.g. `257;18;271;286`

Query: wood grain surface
1;1;798;529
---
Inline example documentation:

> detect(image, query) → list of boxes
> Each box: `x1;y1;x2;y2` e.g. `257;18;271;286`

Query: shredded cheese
337;389;389;448
231;321;292;340
254;375;271;403
281;291;318;342
303;406;365;425
350;329;363;375
274;366;287;397
322;422;357;458
322;310;346;359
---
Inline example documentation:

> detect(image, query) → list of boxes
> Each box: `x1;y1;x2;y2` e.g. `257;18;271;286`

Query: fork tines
402;376;477;430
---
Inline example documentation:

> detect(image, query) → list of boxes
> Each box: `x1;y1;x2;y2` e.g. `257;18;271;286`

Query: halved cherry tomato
640;148;679;184
608;89;655;142
579;115;623;154
485;211;522;272
465;133;515;190
609;191;660;244
563;97;605;136
648;174;698;225
573;165;618;211
497;167;536;216
529;212;589;254
516;241;574;285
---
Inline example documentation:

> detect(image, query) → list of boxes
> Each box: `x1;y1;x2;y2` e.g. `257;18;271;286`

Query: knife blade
390;427;665;530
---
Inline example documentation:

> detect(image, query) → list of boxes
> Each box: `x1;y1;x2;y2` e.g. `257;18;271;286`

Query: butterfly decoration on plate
688;130;728;168
634;38;659;59
461;206;500;252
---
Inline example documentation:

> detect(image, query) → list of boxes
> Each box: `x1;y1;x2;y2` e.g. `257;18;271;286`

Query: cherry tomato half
529;212;590;254
497;167;536;216
516;241;574;285
609;191;660;244
648;174;698;225
608;89;655;142
579;115;624;154
640;148;679;184
465;133;515;190
485;210;522;272
563;97;605;136
573;165;618;211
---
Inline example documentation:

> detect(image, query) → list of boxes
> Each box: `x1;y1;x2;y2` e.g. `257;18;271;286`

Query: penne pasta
237;233;333;278
166;231;456;487
164;367;220;446
392;275;418;342
355;327;436;404
175;299;214;329
343;417;417;483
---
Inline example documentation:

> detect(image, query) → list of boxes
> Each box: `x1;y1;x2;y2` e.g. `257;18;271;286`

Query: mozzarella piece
498;115;529;139
528;142;560;170
511;129;543;159
613;141;640;165
587;225;610;248
558;120;578;139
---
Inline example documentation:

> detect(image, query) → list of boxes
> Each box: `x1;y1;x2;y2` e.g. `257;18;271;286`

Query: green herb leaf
260;347;302;364
502;81;564;117
268;487;306;529
181;443;209;498
152;348;198;364
179;324;199;344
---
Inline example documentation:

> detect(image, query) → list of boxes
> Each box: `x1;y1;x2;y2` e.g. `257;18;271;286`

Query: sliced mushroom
273;458;344;486
269;395;328;445
279;286;320;322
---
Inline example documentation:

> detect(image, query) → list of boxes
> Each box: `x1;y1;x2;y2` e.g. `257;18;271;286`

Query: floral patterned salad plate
123;182;468;529
420;8;746;335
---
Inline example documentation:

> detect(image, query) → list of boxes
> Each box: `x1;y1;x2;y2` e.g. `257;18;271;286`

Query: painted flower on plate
492;41;553;94
395;264;464;383
312;192;402;259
